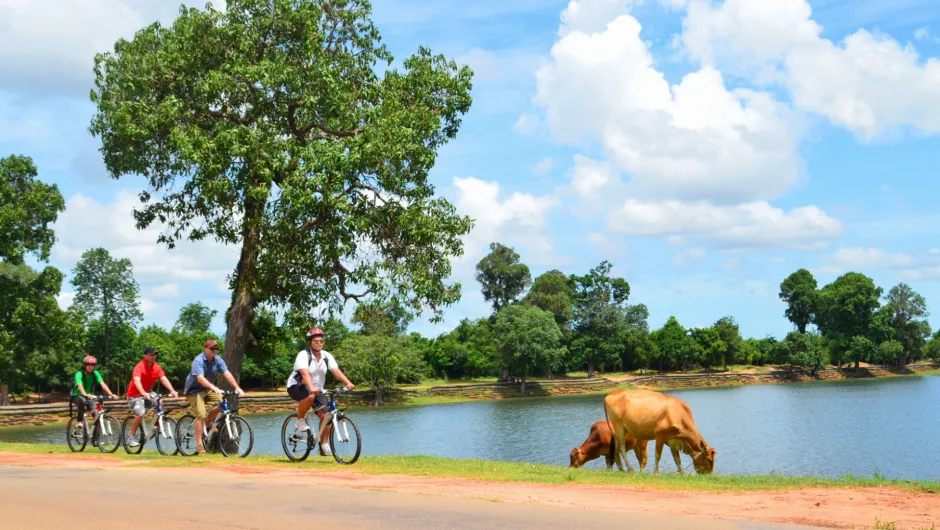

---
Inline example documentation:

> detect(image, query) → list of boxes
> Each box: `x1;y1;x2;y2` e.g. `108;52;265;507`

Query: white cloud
681;0;940;139
673;247;708;267
898;267;940;282
55;291;75;310
607;199;841;250
512;114;541;136
533;157;555;175
50;191;240;286
723;257;740;272
535;13;804;204
570;155;616;199
0;0;225;98
914;27;930;42
558;0;636;36
930;248;940;255
451;176;559;277
587;232;628;259
150;283;181;299
822;247;915;271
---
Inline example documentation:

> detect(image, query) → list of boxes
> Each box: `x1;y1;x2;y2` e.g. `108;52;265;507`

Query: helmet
305;327;325;340
83;355;97;365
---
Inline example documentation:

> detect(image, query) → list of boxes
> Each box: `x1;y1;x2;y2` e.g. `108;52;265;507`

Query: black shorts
287;385;329;410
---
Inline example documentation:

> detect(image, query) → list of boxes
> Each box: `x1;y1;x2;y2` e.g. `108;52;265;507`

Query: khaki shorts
186;390;222;419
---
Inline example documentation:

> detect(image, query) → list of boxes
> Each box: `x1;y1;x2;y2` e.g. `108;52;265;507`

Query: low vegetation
0;442;937;494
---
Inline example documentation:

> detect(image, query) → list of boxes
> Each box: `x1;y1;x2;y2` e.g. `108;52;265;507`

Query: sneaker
127;435;139;447
320;443;332;456
295;419;311;432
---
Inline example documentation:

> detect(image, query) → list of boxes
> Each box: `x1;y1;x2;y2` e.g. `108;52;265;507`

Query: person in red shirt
125;347;178;447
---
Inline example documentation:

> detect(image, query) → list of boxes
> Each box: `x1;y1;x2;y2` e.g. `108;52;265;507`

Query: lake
2;375;939;481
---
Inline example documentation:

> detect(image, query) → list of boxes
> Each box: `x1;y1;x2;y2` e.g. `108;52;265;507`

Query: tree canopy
89;0;476;382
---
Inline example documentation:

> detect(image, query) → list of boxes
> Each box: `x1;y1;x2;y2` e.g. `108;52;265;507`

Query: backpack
291;347;316;386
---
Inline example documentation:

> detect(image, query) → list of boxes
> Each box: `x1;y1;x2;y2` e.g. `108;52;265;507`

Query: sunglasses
207;346;219;351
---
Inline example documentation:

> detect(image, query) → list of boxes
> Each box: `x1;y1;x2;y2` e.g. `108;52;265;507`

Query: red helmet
305;327;325;340
83;355;97;365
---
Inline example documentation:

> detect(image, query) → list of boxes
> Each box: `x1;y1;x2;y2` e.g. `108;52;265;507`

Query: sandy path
0;452;937;529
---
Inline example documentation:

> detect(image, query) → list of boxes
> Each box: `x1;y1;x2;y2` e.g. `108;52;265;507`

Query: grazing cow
569;419;648;471
603;389;716;475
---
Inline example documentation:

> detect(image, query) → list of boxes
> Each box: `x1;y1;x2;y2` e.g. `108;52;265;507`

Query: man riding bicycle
125;347;179;447
286;327;355;456
182;339;244;454
70;356;117;424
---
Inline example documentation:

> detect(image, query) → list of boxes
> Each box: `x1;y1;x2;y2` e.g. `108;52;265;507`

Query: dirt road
0;452;936;529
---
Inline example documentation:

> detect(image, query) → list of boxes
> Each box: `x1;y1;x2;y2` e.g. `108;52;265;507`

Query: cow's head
692;441;716;475
569;448;586;468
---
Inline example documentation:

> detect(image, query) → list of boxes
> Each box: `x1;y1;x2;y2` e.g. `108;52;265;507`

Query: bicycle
66;395;121;453
120;392;179;456
174;390;254;458
280;387;361;465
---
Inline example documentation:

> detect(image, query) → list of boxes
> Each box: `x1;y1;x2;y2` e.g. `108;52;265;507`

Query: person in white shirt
286;327;355;456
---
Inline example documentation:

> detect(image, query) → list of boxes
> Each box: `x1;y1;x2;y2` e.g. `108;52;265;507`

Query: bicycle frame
140;394;173;442
87;397;115;439
311;391;352;443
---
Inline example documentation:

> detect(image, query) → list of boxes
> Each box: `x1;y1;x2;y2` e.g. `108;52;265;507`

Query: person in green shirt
71;355;117;422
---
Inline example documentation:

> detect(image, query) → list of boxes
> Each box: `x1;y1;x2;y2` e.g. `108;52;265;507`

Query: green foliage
89;0;476;382
0;155;65;265
352;298;414;336
874;340;904;366
568;261;630;375
522;269;573;330
70;247;143;367
493;305;565;389
475;242;532;313
0;262;86;394
779;268;817;334
333;333;427;405
814;272;883;355
174;302;218;335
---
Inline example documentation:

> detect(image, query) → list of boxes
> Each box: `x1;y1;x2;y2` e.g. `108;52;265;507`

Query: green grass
2;441;938;494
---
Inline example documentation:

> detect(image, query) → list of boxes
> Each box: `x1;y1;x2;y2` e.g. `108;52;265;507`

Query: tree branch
335;259;369;302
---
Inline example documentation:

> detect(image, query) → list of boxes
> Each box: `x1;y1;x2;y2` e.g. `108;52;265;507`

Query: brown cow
569;419;648;471
603;389;716;475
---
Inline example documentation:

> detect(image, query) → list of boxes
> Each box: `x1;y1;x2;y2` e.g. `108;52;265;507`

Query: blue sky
2;0;940;341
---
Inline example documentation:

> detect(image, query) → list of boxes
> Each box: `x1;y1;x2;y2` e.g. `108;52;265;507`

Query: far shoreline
1;361;937;426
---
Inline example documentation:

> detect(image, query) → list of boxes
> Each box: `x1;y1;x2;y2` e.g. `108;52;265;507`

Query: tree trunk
374;387;383;407
220;200;263;388
498;366;510;383
1;384;9;406
587;359;595;378
544;363;552;378
520;373;527;394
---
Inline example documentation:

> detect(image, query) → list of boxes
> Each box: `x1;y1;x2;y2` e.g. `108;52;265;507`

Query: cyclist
125;347;179;447
70;355;117;424
286;327;355;456
182;339;244;454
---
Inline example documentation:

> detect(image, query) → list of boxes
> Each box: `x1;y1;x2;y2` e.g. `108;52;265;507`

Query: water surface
3;376;938;480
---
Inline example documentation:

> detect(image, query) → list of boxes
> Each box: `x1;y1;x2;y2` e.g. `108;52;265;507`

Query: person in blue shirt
182;339;244;454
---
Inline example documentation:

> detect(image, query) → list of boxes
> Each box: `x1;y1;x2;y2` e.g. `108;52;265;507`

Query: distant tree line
1;152;937;405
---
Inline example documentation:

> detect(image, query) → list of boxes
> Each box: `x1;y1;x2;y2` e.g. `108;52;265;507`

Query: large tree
814;272;882;366
475;242;532;314
779;269;817;334
174;302;218;335
493;304;565;393
0;155;66;404
882;282;929;363
90;0;475;382
568;261;630;377
522;269;573;330
70;248;143;367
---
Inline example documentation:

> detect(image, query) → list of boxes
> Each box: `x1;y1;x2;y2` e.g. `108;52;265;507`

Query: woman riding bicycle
70;356;117;423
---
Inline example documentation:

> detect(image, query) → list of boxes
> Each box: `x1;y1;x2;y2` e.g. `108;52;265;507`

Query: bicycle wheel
95;414;122;453
121;416;146;454
281;413;312;462
219;415;254;458
175;414;198;456
329;414;361;465
155;416;179;456
66;417;87;452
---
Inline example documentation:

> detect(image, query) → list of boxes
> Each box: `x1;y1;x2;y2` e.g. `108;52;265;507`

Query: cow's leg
633;441;648;473
653;437;665;475
669;443;683;474
622;443;635;472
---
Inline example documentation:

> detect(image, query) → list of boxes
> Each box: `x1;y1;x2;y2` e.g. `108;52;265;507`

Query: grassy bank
2;441;937;494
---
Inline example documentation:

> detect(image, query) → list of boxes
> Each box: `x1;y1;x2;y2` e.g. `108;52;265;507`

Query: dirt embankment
0;451;937;529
